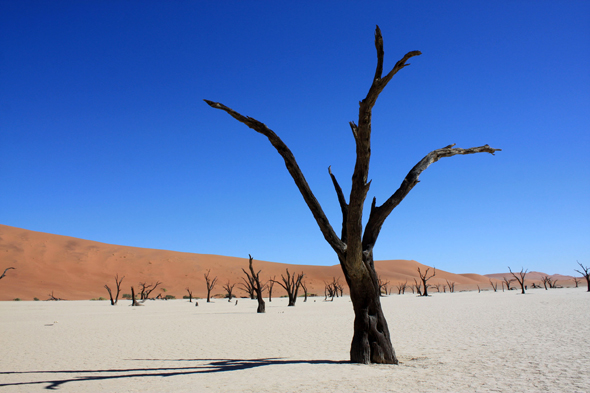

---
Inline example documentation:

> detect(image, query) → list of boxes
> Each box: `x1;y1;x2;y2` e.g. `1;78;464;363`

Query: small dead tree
47;291;63;301
413;278;423;296
274;269;304;307
0;267;15;281
246;255;265;313
502;277;514;291
378;276;390;296
186;288;193;302
508;267;528;294
300;279;309;302
267;276;276;301
417;267;435;296
324;279;337;301
573;277;580;288
574;261;590;292
222;280;236;302
396;281;407;295
541;275;551;290
130;286;141;306
139;281;162;300
445;280;456;293
204;270;218;302
489;279;498;292
104;274;124;305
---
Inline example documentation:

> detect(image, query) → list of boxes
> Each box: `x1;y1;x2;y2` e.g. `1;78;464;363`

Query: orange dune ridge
0;224;577;300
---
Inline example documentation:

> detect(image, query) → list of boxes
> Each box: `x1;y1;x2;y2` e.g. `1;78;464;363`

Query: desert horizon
0;224;581;302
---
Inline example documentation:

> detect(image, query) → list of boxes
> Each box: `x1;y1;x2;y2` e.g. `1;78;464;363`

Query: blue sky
1;1;588;275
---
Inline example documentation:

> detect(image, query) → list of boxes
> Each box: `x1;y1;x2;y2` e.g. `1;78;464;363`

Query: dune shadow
0;358;347;390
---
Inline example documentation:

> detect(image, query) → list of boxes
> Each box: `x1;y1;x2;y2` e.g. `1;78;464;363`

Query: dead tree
502;277;514;291
378;276;390;296
222;280;236;301
301;279;309;302
417;267;435;296
445;280;456;293
508;267;528;294
130;286;141;306
324;279;337;301
246;255;265;313
139;281;162;300
413;278;423;296
0;267;15;281
396;281;407;295
47;291;63;301
104;274;124;305
267;276;276;301
186;288;193;302
204;270;218;302
433;283;441;292
205;26;500;364
573;277;580;288
489;279;498;292
274;269;304;307
574;261;590;292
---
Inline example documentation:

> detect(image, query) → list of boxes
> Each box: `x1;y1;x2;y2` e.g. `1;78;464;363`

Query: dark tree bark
205;26;500;364
105;274;124;305
573;277;580;288
541;275;551;290
445;280;456;293
508;267;528;294
301;279;309;302
139;281;162;300
574;261;590;292
0;267;15;281
204;269;218;302
186;287;193;302
417;267;435;297
246;255;266;313
396;281;407;295
274;269;304;306
378;276;390;296
240;269;256;299
413;278;423;296
222;280;236;301
130;286;141;306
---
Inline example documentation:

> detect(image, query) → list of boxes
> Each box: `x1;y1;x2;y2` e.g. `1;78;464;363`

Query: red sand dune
0;224;578;300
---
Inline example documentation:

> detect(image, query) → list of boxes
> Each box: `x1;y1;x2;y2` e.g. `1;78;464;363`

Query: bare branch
0;267;15;280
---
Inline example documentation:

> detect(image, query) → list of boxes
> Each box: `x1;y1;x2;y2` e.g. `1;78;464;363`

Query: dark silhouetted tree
186;288;193;302
274;269;304;307
139;281;161;300
301;279;309;302
396;281;407;295
445;280;456;293
489;279;498;292
223;280;236;302
378;276;390;296
204;270;218;302
205;26;500;364
246;255;265;313
417;267;435;297
575;261;590;292
267;276;276;301
508;267;527;294
104;274;124;305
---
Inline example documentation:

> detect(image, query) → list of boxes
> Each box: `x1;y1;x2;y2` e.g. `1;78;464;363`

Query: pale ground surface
0;288;588;392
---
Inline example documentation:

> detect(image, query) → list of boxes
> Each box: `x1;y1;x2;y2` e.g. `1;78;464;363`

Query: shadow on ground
0;358;347;390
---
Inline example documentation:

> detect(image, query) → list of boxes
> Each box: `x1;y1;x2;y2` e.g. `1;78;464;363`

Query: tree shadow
0;358;347;390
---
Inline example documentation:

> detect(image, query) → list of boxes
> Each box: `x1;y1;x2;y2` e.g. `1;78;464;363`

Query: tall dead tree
246;255;265;313
274;269;304;307
222;280;236;301
205;26;500;364
574;261;590;292
104;274;124;305
541;275;552;290
0;267;15;281
139;281;161;300
417;267;435;297
508;267;528;294
186;288;193;302
204;270;218;302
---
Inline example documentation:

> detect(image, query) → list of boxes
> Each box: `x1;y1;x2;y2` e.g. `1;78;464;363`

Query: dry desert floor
0;288;588;392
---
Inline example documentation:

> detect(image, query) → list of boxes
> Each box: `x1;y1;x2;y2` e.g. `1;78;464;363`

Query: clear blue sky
1;1;588;275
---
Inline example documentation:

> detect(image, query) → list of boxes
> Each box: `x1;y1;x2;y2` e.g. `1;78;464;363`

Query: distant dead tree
413;278;423;296
274;269;304;307
47;291;63;301
206;25;500;364
477;285;481;293
239;272;256;299
139;281;162;300
267;276;276;301
104;274;124;305
489;279;498;292
573;277;580;288
185;288;194;302
300;279;309;302
574;261;590;292
445;280;456;293
246;255;265;313
417;267;435;296
204;269;218;302
324;278;337;301
130;286;141;306
0;267;15;281
442;284;446;293
502;277;514;291
396;281;407;295
433;283;441;292
222;280;236;302
378;276;390;296
508;267;528;294
334;278;344;297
